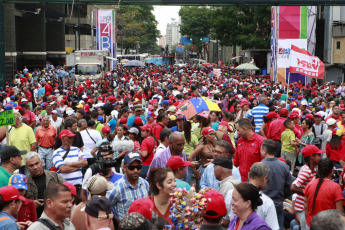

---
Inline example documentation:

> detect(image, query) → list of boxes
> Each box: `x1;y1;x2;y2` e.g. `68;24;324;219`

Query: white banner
289;45;324;79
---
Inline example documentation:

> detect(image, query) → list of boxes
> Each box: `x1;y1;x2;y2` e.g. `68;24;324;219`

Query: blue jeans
290;219;300;230
277;210;284;230
38;147;54;170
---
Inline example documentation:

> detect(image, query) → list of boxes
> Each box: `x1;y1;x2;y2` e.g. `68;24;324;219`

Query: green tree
210;6;271;49
117;6;160;54
179;6;211;55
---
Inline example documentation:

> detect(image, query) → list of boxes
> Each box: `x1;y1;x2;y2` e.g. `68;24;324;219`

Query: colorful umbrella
120;59;129;64
178;97;221;120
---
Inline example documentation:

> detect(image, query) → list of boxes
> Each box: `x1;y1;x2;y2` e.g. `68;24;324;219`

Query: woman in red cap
188;127;216;187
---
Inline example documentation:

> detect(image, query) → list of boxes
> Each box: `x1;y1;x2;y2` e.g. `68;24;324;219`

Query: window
337;41;341;49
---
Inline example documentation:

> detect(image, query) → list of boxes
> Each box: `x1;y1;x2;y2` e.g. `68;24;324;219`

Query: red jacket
267;117;286;141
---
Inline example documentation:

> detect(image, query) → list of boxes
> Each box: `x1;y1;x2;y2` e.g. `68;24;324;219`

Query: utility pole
0;4;5;87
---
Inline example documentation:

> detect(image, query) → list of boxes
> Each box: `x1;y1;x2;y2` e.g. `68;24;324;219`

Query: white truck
74;50;111;81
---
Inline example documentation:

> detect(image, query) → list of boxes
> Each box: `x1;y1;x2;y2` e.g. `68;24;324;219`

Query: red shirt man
267;108;288;140
152;112;169;141
45;83;53;96
234;119;266;182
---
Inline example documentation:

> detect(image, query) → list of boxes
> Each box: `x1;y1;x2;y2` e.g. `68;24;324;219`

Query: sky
153;6;181;37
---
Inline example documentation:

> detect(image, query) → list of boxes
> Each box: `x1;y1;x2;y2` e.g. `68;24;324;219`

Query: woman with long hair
188;127;216;185
326;130;345;167
193;117;211;144
228;182;270;230
304;158;344;228
136;124;159;178
147;167;177;224
296;119;315;164
182;121;199;184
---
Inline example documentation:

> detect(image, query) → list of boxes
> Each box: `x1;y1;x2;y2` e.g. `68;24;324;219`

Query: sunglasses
127;165;142;171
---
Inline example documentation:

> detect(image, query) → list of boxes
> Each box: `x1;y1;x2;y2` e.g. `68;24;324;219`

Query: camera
90;142;117;176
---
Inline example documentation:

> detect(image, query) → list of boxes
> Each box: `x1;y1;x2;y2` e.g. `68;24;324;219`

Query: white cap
301;100;308;106
326;118;337;126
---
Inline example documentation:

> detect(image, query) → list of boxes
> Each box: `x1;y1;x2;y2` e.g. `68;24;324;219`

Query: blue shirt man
107;151;149;220
246;96;269;133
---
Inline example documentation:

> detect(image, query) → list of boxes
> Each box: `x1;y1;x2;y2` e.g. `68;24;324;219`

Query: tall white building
165;21;180;51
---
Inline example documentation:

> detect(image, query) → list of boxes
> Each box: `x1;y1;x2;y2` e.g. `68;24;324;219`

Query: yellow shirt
281;128;296;154
9;124;36;165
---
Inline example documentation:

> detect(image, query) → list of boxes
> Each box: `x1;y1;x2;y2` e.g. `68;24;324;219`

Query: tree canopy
117;6;161;54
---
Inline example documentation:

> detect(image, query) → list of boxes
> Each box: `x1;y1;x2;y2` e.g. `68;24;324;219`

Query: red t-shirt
148;195;172;224
304;179;344;226
45;84;53;96
23;111;36;125
17;198;38;229
326;144;345;162
140;136;157;165
152;123;165;140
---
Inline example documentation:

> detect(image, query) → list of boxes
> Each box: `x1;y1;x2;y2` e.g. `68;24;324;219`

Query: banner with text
96;9;116;69
289;45;324;79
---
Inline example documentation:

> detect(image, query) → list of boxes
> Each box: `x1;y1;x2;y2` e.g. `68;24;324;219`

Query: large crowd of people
0;63;345;230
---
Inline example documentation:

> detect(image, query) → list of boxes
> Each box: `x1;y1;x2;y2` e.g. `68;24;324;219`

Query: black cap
0;146;27;162
213;157;233;169
83;196;113;218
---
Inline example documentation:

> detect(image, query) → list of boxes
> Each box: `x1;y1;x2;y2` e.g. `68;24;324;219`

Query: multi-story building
165;21;180;52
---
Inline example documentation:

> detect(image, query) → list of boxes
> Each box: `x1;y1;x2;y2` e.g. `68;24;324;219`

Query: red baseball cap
134;117;143;126
120;117;127;124
166;156;191;171
288;111;300;119
101;125;111;134
239;99;250;107
87;99;93;103
290;102;296;108
83;104;90;112
267;112;279;119
203;190;227;219
305;114;313;120
302;145;326;157
59;129;76;139
279;108;289;117
63;182;77;196
140;124;152;133
0;185;26;202
202;127;215;136
218;121;233;133
128;198;154;220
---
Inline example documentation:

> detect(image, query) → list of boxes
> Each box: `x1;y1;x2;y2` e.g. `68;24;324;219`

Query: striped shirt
106;176;149;220
292;165;316;211
247;104;269;133
52;147;84;185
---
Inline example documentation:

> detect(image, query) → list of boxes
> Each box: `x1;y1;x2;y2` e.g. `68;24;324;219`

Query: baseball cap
305;114;313;120
301;100;308;106
203;190;227;219
59;129;76;139
218;121;233;132
128;198;154;220
175;115;184;120
146;112;156;119
279;108;289;117
160;100;169;106
302;145;326;157
119;213;152;230
51;110;57;114
202;127;215;136
213;157;233;169
63;182;77;196
266;112;279;119
134;104;143;111
140;124;152;133
82;196;113;219
124;151;142;164
288;111;300;119
4;105;13;111
314;112;323;117
326;118;337;126
100;125;111;135
120;117;127;124
128;127;139;135
167;105;177;113
83;104;90;112
166;156;191;171
239;99;250;107
86;175;113;198
0;146;27;162
0;186;26;202
76;104;83;109
134;117;143;126
9;174;28;190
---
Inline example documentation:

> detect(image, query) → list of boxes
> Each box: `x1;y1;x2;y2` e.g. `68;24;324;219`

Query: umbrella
120;59;129;64
178;97;221;120
201;62;212;67
235;63;259;71
124;60;145;67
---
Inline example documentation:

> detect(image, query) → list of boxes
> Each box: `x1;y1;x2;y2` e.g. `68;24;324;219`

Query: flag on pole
289;45;324;79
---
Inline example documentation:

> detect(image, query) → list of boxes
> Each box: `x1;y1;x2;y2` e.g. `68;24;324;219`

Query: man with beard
28;183;75;230
107;151;149;220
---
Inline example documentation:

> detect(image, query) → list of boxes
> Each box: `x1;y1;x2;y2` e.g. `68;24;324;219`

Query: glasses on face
127;165;142;171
